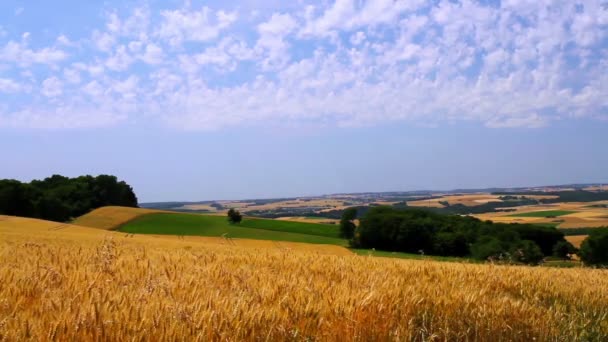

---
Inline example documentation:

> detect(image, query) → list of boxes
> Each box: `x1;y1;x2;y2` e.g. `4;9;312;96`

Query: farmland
2;214;608;340
509;210;577;217
474;201;608;229
72;206;163;230
119;212;346;245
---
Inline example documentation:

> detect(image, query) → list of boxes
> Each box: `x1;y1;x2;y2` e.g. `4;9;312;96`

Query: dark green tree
578;229;608;266
510;240;544;265
0;174;138;222
339;207;357;239
552;240;577;259
227;208;242;224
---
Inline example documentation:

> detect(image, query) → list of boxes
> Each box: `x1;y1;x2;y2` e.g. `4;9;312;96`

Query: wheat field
1;215;607;341
72;206;164;230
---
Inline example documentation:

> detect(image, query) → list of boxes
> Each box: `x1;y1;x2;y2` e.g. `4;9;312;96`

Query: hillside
118;212;345;245
71;206;164;230
1;213;607;340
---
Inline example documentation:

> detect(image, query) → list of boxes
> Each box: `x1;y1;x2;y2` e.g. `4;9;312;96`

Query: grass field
351;249;479;263
508;210;577;217
2;214;608;340
532;222;561;228
119;213;346;245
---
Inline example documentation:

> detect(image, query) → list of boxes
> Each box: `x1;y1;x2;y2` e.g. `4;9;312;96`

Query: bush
578;229;608;266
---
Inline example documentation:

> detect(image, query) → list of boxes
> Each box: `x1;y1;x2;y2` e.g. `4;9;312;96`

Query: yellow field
1;215;608;340
475;201;608;229
72;206;163;230
0;215;351;255
566;235;588;248
275;216;339;224
179;198;350;213
407;194;559;208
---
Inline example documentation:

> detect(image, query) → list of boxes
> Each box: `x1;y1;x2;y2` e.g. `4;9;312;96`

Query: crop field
119;213;346;246
175;198;350;213
508;210;577;217
1;214;608;341
406;193;557;208
72;206;163;230
565;235;588;248
276;216;339;224
475;201;608;229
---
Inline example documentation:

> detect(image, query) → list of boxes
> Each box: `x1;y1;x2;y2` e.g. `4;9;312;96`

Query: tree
578;229;608;266
552;240;577;259
510;240;544;265
227;208;242;224
0;174;138;222
339;207;357;239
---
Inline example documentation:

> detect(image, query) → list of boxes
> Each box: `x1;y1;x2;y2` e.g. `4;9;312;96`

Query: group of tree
0;175;138;222
347;206;578;265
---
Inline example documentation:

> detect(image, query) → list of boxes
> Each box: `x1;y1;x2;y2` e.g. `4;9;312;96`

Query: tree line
0;174;138;222
342;206;578;265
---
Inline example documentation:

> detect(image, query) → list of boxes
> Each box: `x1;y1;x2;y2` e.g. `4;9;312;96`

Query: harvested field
72;206;163;230
275;216;339;224
475;201;608;229
566;235;588;248
1;215;608;341
407;194;558;208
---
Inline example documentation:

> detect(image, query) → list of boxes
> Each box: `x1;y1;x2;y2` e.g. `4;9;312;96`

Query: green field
531;222;561;228
119;213;346;245
351;249;478;263
509;210;576;218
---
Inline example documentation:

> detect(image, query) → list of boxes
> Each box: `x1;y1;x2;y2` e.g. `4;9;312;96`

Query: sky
0;0;607;202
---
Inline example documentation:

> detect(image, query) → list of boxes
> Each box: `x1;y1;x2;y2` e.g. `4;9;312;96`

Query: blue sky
1;0;607;202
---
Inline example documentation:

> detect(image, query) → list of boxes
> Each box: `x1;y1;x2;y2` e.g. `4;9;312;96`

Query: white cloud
140;43;164;64
41;77;63;97
255;13;297;69
0;40;67;67
1;0;607;130
157;6;237;45
350;31;365;45
92;31;116;52
300;0;425;36
63;68;81;84
111;75;139;98
105;45;133;71
0;78;23;93
56;35;74;46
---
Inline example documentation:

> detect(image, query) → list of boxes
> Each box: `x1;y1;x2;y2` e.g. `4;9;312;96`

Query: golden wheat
1;216;607;341
71;206;163;230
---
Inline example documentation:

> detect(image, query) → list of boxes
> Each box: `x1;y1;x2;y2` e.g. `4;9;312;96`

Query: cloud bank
0;0;606;129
